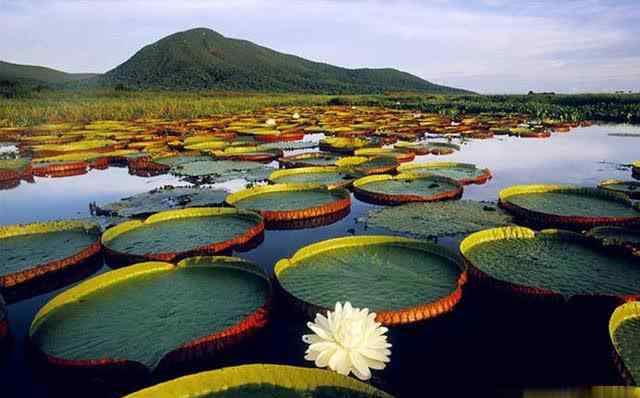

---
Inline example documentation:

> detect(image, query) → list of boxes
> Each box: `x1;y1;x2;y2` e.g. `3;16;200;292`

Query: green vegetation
0;60;95;86
100;28;467;94
31;260;270;369
386;93;640;123
463;229;640;299
366;201;513;237
3;90;639;129
0;90;344;127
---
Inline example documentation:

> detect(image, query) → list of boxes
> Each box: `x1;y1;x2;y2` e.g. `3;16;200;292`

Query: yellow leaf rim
225;183;351;222
275;235;467;326
101;207;265;263
268;166;354;188
0;219;102;292
123;364;392;398
498;184;639;229
609;301;640;385
29;256;272;373
352;173;463;204
460;226;632;301
397;161;492;184
335;156;369;167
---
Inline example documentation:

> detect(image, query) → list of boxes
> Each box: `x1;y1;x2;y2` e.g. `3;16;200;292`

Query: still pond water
1;125;638;397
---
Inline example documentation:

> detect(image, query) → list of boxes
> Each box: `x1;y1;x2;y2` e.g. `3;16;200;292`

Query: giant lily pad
609;301;640;384
0;220;101;300
366;201;513;237
353;148;415;163
29;257;271;373
278;152;342;168
153;155;210;168
269;167;357;189
319;137;374;154
96;186;228;217
102;208;264;264
599;179;640;200
123;364;392;398
397;162;492;185
258;141;318;151
353;174;462;205
275;235;466;325
499;184;640;229
226;184;351;223
171;160;272;183
587;226;640;257
337;156;399;175
460;227;640;300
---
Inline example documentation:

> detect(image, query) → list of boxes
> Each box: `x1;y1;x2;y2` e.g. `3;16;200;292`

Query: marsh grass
0;90;375;127
2;89;639;128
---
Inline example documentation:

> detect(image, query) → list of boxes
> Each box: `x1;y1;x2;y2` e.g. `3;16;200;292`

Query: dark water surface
1;125;638;397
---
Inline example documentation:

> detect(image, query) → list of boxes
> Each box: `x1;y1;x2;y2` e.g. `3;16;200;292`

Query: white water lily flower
292;112;300;119
302;302;391;381
266;118;276;126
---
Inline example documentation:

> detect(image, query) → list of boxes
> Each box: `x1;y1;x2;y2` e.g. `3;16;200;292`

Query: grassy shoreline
1;90;639;127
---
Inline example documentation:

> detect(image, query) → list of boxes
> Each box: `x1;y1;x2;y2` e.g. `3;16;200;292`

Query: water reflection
0;124;638;397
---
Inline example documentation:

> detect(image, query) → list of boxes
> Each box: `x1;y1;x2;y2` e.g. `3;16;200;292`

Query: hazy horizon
2;0;639;94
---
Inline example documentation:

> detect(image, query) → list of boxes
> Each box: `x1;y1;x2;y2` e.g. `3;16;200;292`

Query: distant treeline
368;94;640;124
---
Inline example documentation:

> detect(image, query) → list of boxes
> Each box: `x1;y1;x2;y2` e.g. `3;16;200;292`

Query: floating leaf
366;200;513;237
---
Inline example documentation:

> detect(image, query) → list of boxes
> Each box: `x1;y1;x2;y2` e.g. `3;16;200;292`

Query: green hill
102;28;468;94
0;60;97;85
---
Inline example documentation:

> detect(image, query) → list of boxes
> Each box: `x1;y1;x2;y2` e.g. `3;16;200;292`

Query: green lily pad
154;155;210;168
269;167;356;188
397;162;491;185
123;364;392;398
278;152;342;168
353;174;462;204
610;302;640;384
506;192;637;217
229;185;349;212
258;141;318;151
599;180;640;200
275;236;464;318
30;257;271;370
348;156;399;175
97;186;228;217
171;160;272;182
102;208;263;258
366;201;513;237
499;185;640;228
0;220;100;279
587;226;640;257
461;227;640;299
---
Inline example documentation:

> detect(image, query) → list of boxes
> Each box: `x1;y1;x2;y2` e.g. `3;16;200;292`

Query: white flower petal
309;341;338;353
359;347;391;362
352;366;371;381
316;346;336;368
329;348;349;374
307;323;332;341
349;351;371;380
365;358;387;370
303;302;391;379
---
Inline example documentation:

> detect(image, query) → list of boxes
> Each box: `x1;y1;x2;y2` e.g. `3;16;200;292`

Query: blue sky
1;0;639;93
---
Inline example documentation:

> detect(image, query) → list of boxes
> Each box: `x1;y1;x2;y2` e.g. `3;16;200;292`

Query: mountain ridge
1;28;471;94
101;28;469;93
0;60;97;86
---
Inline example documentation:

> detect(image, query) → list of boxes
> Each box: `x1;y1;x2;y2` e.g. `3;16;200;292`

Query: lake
1;124;638;397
